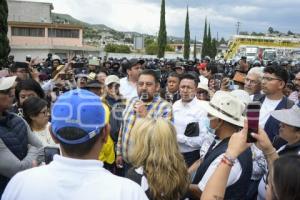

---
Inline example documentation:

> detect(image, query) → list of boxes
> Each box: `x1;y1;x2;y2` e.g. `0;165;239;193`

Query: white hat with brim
197;83;209;92
200;91;245;127
271;105;300;128
0;76;17;91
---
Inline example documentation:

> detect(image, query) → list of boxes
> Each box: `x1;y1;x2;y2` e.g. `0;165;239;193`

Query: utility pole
236;21;241;35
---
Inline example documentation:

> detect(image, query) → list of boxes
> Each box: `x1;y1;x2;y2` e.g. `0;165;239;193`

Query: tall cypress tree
211;38;218;59
0;0;10;67
207;23;212;58
157;0;167;58
201;17;207;59
193;36;197;60
183;6;190;60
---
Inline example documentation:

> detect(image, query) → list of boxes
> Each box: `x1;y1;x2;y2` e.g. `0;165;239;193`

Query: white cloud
18;0;300;39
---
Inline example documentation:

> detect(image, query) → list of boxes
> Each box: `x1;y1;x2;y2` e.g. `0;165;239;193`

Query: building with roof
7;0;99;61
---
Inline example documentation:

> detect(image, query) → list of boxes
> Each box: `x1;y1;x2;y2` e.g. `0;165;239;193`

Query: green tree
207;24;212;58
146;42;158;55
0;0;10;67
211;38;218;59
268;27;274;34
165;44;175;52
183;6;190;60
201;18;208;59
157;0;167;58
193;36;197;60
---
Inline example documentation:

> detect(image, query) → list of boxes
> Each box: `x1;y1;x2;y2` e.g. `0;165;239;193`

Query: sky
21;0;300;40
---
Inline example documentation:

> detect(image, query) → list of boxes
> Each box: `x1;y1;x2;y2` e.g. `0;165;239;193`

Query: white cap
105;75;120;86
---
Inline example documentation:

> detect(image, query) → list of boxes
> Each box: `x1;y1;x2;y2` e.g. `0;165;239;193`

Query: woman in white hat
189;91;252;199
200;104;300;200
254;104;300;200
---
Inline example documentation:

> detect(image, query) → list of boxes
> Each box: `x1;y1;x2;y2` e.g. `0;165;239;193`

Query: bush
104;44;131;53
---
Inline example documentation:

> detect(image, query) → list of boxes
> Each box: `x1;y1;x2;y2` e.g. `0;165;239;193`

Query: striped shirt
117;96;173;161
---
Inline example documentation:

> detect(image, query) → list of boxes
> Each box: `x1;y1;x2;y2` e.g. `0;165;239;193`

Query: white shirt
2;155;148;200
173;97;208;153
198;152;242;191
199;75;208;86
120;77;138;100
33;123;57;147
259;97;281;128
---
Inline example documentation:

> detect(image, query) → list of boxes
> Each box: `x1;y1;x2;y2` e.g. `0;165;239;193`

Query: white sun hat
0;76;17;91
200;90;246;127
271;105;300;128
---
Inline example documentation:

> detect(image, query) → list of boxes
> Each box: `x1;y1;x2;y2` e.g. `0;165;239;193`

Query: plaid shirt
117;96;173;161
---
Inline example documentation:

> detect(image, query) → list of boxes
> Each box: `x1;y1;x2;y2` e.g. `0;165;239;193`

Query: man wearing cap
255;104;300;200
189;91;252;199
2;89;148;200
104;75;126;145
174;62;185;75
88;57;99;73
116;69;173;171
0;76;43;197
119;58;144;100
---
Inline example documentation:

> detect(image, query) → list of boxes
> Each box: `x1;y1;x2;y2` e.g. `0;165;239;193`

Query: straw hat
200;91;245;127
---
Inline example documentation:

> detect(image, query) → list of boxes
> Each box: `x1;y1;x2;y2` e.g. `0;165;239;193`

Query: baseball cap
197;63;207;70
129;58;145;68
0;76;17;91
51;89;106;144
105;75;120;86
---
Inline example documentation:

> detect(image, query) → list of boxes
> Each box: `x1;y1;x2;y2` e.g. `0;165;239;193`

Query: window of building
11;27;45;37
48;28;80;38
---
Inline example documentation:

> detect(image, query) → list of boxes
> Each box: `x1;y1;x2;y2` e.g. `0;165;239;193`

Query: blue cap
51;89;105;144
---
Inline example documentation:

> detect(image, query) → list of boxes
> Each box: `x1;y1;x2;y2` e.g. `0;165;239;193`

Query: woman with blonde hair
126;118;190;200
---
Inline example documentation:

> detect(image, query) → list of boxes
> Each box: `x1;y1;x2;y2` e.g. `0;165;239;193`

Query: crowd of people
0;52;300;200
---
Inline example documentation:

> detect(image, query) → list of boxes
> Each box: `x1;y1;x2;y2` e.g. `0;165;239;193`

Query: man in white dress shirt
2;89;148;200
173;73;208;167
120;58;144;100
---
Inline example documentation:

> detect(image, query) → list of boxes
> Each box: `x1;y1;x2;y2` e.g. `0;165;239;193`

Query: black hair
10;62;28;73
168;72;181;82
138;69;160;83
56;127;103;157
22;97;48;125
206;62;219;75
15;79;45;105
264;65;289;84
180;73;198;87
97;68;109;76
272;155;300;200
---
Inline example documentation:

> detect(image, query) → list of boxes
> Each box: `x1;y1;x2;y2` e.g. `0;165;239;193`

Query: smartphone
44;147;60;164
228;80;235;90
246;102;261;143
213;73;223;91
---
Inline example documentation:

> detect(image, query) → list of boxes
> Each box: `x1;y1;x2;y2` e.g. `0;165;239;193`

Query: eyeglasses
262;76;282;82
